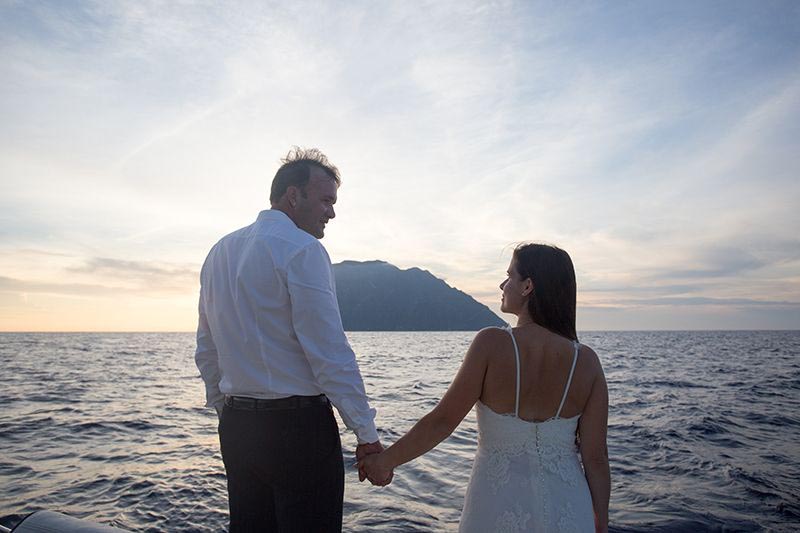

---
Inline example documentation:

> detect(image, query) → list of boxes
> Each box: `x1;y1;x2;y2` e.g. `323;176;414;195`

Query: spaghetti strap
506;326;522;418
555;341;580;419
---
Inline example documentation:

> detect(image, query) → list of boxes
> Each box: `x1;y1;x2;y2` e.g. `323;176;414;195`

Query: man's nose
499;280;506;289
328;206;336;219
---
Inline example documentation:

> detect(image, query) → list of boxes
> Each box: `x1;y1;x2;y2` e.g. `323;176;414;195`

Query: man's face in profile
293;166;338;239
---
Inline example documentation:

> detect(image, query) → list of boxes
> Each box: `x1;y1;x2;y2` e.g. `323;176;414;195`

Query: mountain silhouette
332;260;505;331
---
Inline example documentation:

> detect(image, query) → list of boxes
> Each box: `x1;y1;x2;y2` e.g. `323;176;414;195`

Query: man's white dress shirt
195;209;379;444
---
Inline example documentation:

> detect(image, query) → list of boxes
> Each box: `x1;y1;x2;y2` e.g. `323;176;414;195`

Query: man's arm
195;267;224;415
287;242;379;445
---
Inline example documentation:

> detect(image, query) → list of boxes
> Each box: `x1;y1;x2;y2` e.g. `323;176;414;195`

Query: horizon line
1;329;798;334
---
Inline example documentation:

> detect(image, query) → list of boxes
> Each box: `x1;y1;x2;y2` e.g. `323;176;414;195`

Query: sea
0;331;798;532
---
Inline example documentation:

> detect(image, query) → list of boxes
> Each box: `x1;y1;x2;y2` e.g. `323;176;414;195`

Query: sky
1;0;798;331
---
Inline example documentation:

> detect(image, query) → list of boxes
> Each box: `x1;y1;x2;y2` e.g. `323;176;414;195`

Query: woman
360;243;610;532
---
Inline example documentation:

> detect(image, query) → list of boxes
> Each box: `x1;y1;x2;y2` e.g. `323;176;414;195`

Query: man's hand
358;452;394;487
355;441;382;482
356;441;393;486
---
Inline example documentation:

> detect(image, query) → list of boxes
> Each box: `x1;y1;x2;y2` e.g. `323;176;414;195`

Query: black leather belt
224;394;329;410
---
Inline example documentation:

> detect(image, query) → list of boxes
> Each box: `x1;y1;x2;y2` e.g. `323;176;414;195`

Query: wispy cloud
0;253;198;299
67;257;198;293
0;275;134;297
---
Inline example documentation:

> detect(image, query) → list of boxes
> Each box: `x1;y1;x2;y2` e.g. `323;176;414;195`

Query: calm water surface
1;331;798;532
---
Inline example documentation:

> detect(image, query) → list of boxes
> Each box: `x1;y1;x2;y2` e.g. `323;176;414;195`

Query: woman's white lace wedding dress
459;327;594;532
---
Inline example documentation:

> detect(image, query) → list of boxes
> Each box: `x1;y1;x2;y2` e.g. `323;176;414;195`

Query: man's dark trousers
218;395;344;532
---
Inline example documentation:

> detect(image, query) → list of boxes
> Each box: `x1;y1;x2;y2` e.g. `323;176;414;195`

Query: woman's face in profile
500;258;528;315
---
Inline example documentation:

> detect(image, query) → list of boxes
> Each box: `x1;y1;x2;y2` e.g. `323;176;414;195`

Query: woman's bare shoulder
577;343;604;375
469;326;512;355
452;328;511;378
473;326;510;344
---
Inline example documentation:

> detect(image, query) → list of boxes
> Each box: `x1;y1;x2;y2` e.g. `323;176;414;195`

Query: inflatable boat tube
8;510;128;532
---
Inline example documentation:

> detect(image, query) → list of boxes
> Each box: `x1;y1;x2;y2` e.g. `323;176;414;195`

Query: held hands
358;452;393;487
356;441;393;487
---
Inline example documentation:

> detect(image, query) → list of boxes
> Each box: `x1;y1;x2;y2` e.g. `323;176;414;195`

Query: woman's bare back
478;324;600;422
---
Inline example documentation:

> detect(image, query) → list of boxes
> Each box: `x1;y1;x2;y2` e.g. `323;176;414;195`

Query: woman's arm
577;348;610;533
360;328;501;483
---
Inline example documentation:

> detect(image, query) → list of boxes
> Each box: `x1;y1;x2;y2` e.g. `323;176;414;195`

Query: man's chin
299;225;324;239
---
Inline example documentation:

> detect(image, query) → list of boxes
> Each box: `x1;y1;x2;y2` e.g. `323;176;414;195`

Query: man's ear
286;186;298;208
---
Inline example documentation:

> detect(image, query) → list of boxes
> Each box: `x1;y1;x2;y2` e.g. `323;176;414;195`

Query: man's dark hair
269;147;341;204
513;243;578;341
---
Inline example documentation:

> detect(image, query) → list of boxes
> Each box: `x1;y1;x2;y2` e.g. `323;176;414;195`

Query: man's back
199;210;327;402
196;207;378;442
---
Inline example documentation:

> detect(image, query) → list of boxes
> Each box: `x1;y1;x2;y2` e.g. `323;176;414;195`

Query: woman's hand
358;452;394;487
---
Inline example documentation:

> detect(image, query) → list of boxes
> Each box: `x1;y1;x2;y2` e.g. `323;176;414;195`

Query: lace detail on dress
486;446;513;493
482;419;581;493
538;441;582;486
558;502;578;533
495;504;532;533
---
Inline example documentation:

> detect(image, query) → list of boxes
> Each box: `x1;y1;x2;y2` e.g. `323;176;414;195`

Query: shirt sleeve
195;261;225;411
287;241;379;444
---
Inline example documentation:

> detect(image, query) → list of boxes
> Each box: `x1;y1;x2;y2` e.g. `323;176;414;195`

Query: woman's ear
522;278;534;297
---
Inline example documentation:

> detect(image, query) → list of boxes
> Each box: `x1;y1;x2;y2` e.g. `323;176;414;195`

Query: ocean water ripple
1;331;798;531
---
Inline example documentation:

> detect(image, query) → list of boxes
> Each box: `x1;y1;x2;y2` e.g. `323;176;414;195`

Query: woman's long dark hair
513;243;578;341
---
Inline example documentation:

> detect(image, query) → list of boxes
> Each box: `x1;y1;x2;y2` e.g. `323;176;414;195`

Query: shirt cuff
205;390;225;411
356;425;380;445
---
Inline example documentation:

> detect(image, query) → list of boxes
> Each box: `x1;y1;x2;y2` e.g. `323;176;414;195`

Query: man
195;147;388;532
